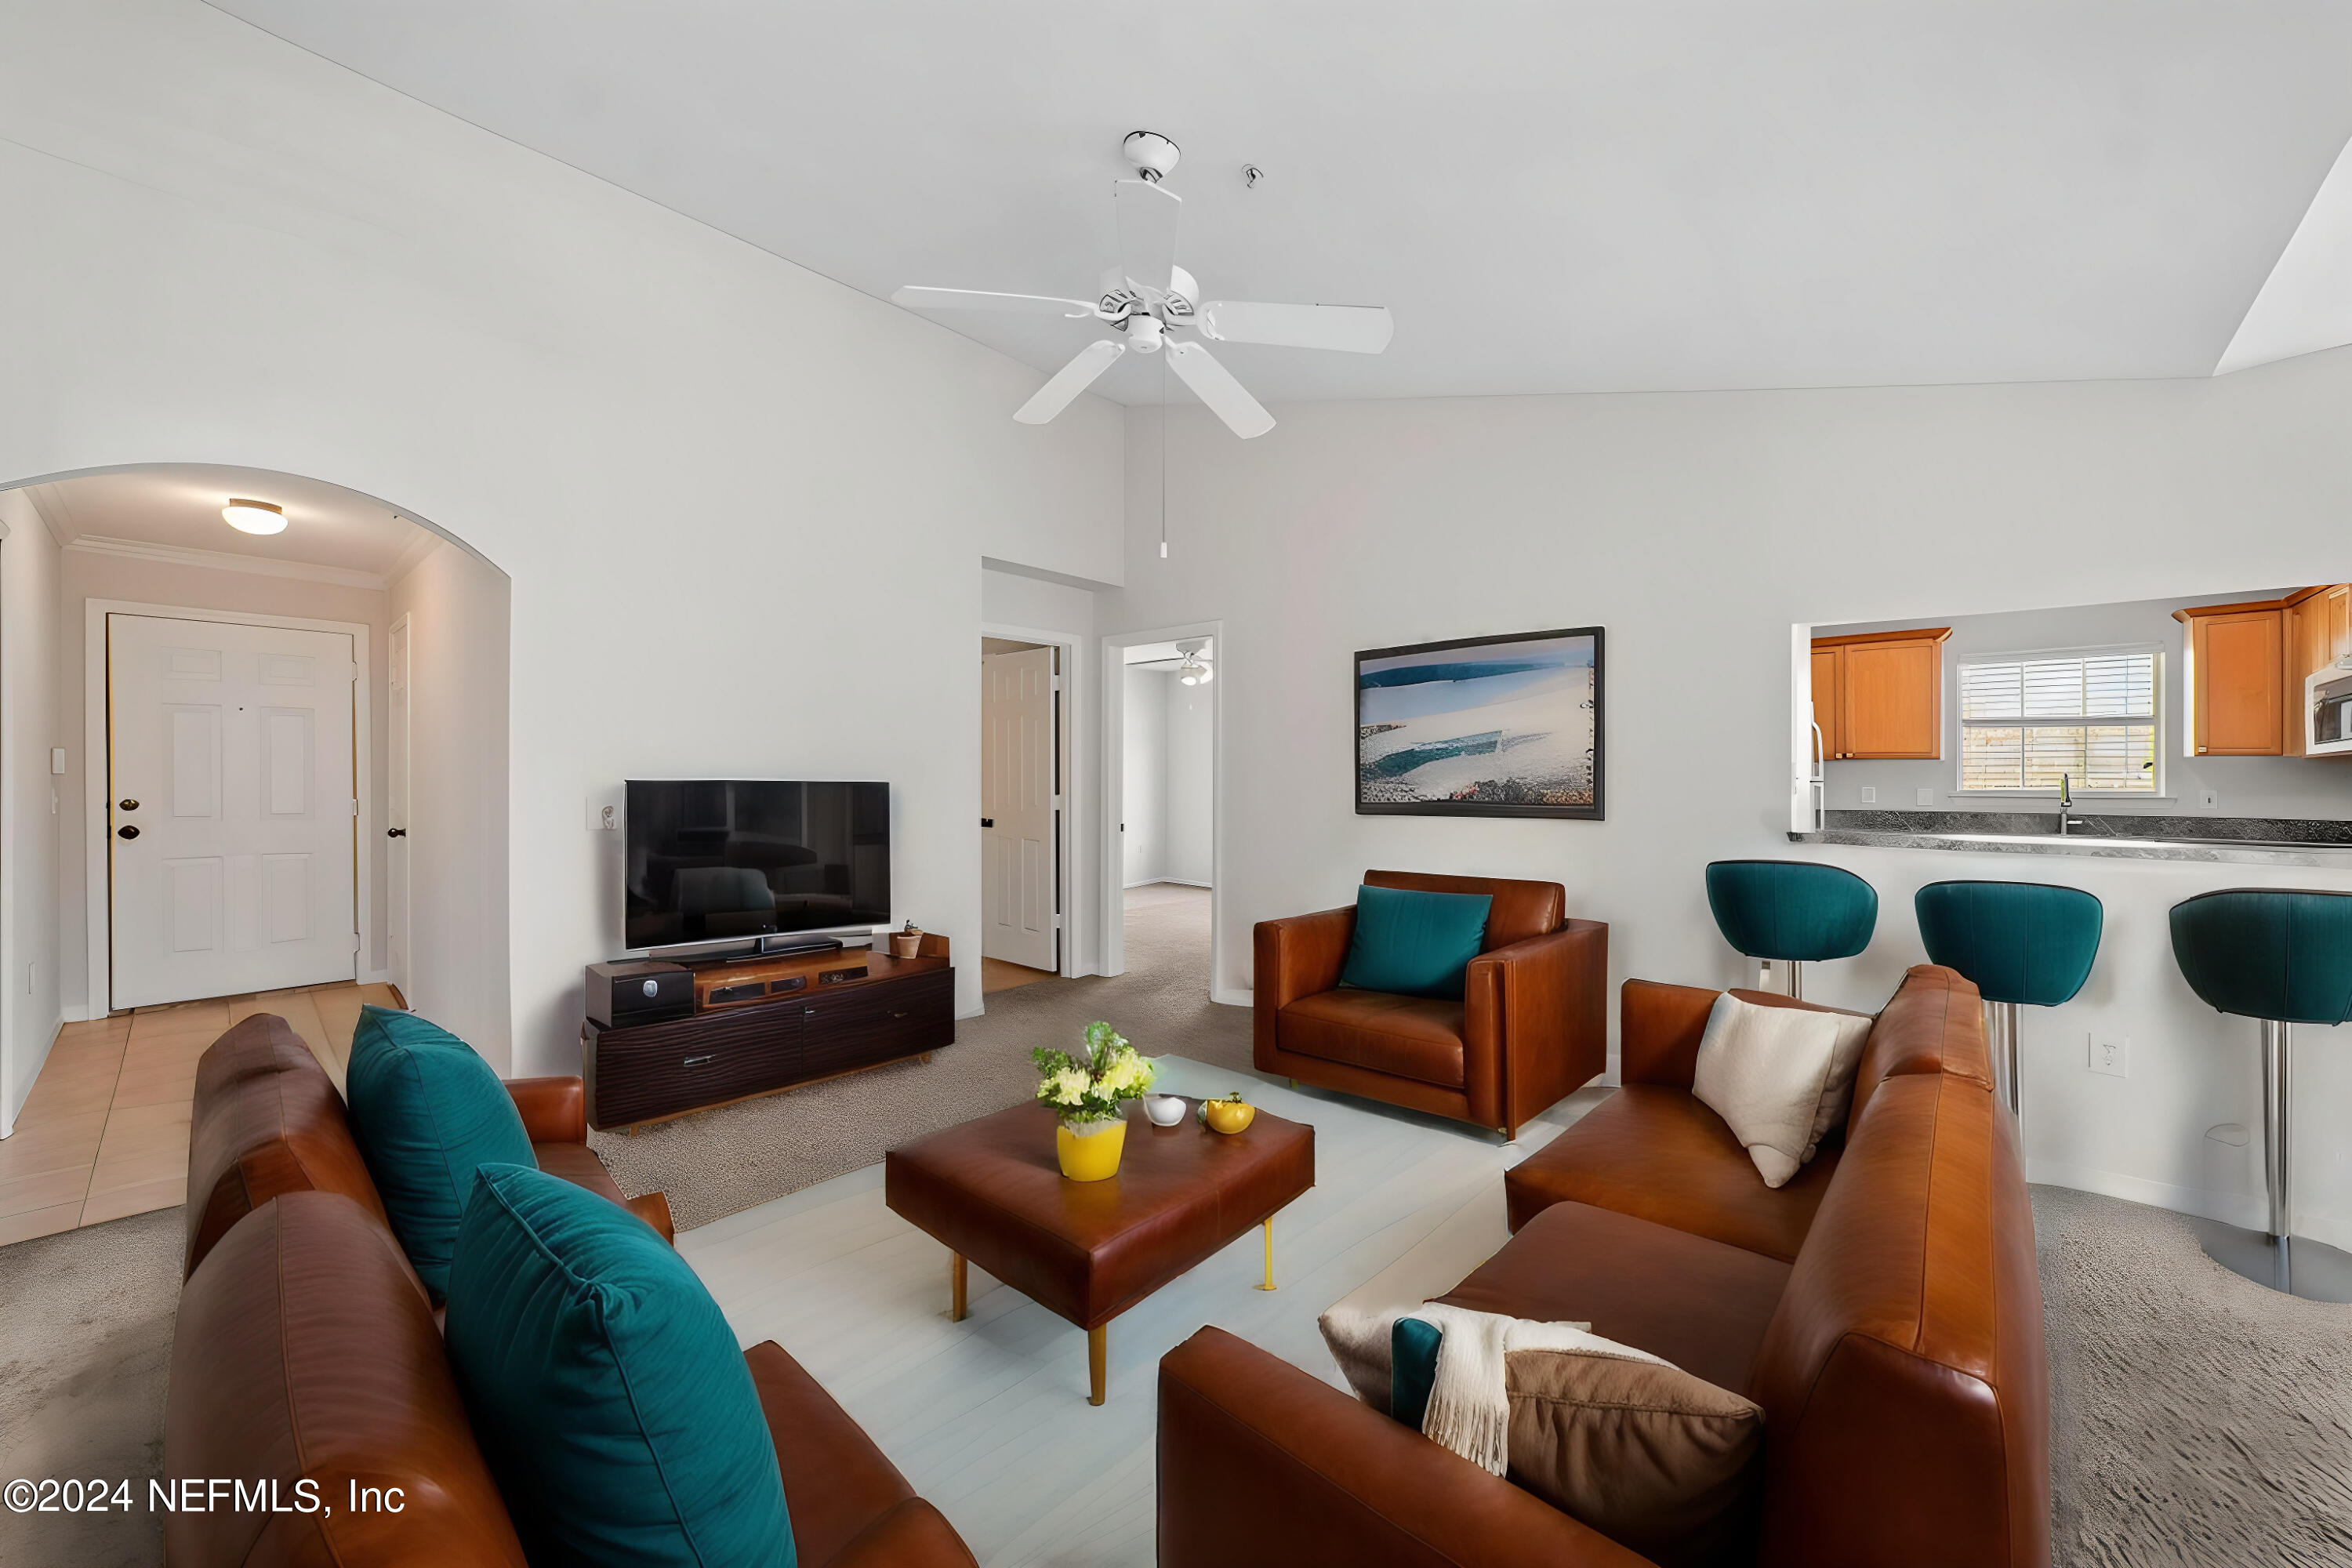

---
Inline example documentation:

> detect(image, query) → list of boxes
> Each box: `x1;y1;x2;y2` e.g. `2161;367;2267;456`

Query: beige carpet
0;1206;176;1567
2034;1186;2352;1566
590;884;1247;1229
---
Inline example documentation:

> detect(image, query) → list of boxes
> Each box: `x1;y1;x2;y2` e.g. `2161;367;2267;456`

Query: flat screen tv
624;780;890;951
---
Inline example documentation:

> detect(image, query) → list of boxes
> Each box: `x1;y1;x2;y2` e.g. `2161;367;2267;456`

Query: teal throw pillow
1340;884;1494;1000
1392;1315;1442;1431
445;1164;796;1568
343;1004;535;1301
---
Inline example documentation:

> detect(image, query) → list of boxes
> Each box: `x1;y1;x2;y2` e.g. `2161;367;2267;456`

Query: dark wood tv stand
583;934;954;1131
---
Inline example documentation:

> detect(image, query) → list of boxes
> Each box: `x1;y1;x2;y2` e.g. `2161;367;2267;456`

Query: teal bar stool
1914;880;2103;1119
1704;861;1877;999
2170;888;2352;1294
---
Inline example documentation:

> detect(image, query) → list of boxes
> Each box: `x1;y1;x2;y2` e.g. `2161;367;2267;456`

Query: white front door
387;615;412;996
107;614;360;1008
981;646;1058;971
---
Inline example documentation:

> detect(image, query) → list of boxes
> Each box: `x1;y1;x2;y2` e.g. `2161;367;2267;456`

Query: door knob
117;825;139;839
980;818;994;828
118;799;139;811
387;828;408;838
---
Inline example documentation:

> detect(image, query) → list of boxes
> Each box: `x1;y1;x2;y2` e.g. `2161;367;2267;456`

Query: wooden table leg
1256;1216;1276;1291
950;1252;967;1323
1087;1324;1107;1406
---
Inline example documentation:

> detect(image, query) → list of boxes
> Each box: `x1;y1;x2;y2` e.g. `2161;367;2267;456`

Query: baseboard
2016;1155;2352;1250
359;967;393;985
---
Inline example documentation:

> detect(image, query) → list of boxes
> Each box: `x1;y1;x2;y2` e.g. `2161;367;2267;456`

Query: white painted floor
680;1055;1607;1568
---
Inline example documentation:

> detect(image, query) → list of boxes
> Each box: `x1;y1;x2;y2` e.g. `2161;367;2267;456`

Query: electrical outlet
1916;788;1934;806
586;800;617;832
2089;1034;2129;1077
2199;789;2219;811
1860;786;1878;804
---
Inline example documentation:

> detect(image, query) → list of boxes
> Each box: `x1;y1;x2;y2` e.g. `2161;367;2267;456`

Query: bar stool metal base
2187;1218;2352;1303
1985;1000;2021;1116
1757;958;1805;1000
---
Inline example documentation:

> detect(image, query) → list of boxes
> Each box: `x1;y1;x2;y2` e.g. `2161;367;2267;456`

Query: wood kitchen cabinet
2188;608;2284;756
2182;585;2350;758
1811;627;1950;760
1809;646;1844;760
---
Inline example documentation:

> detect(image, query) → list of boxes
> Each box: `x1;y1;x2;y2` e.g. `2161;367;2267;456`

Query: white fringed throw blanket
1413;1305;1615;1475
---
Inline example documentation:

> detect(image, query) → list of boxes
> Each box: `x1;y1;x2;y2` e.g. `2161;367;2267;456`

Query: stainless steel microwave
2308;665;2352;756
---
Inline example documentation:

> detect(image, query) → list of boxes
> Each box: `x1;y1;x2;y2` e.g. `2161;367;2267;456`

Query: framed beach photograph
1355;626;1605;819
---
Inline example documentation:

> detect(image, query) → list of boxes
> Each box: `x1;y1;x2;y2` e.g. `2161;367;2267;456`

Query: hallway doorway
1113;634;1215;988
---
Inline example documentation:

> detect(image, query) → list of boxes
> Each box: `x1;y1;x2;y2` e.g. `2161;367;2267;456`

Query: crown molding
64;534;387;591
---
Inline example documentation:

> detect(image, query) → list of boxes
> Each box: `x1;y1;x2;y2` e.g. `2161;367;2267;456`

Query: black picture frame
1354;626;1606;820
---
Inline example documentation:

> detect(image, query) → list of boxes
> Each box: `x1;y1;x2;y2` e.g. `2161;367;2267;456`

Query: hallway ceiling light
1176;637;1214;686
222;499;286;535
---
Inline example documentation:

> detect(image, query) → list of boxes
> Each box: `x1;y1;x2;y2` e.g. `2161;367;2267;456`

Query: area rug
2033;1185;2352;1566
0;1206;177;1567
591;885;1247;1228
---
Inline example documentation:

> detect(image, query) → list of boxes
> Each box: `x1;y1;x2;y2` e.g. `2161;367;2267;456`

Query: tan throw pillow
1504;1341;1764;1568
1690;991;1853;1186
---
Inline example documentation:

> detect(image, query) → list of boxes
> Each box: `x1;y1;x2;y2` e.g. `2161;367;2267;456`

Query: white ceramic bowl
1142;1094;1188;1127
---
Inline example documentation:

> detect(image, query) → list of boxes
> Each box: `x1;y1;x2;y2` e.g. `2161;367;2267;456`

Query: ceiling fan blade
1197;301;1394;354
1113;179;1181;293
1014;339;1127;425
893;285;1099;317
1166;339;1273;438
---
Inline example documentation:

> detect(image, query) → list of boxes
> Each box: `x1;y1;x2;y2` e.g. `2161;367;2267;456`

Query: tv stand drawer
585;963;956;1130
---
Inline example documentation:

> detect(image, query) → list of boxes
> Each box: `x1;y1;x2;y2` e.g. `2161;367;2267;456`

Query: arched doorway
0;463;510;1241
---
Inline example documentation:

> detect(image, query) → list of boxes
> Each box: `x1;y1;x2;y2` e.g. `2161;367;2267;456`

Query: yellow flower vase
1056;1116;1128;1182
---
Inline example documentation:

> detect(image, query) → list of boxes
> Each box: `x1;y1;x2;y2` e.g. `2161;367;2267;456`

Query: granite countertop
1791;810;2352;867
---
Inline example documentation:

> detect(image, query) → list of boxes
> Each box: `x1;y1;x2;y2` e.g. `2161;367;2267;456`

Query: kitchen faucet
2056;773;2080;837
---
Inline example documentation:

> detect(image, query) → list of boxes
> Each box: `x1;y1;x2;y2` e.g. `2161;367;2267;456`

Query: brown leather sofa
1162;965;2049;1568
166;1013;977;1568
1254;870;1607;1139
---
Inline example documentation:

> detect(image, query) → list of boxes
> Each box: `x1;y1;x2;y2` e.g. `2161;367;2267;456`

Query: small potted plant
1033;1022;1156;1181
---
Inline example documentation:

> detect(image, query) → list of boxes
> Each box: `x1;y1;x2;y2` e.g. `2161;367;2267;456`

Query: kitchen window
1958;648;2159;793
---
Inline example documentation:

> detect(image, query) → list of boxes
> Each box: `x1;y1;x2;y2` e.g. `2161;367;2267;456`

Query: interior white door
107;614;360;1008
981;646;1058;971
387;615;411;996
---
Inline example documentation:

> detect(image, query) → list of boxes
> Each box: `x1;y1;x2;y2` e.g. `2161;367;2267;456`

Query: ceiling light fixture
1176;637;1214;686
222;499;286;535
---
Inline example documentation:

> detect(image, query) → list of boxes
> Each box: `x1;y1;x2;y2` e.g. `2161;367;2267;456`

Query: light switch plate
2089;1035;2129;1077
1860;786;1878;804
49;747;64;775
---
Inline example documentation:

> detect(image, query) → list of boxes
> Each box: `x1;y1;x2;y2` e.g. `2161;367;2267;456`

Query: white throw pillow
1691;993;1867;1187
1802;1006;1875;1161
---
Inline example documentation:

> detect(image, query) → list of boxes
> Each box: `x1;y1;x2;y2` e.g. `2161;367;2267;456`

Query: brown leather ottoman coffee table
884;1100;1314;1405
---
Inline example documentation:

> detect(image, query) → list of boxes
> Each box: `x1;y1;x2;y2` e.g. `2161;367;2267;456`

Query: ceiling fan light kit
892;130;1393;440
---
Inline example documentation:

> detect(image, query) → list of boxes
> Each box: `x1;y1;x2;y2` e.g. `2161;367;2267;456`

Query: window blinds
1958;652;2157;792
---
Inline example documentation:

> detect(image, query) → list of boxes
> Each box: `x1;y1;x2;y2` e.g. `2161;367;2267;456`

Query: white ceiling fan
893;132;1393;439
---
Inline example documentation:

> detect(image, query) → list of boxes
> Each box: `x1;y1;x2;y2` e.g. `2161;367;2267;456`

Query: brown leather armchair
1254;870;1606;1139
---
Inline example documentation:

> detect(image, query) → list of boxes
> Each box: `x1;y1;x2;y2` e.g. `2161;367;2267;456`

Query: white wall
0;492;62;1131
0;0;1123;1069
1121;667;1168;885
1102;353;2352;1250
1163;676;1214;886
51;549;394;1014
1820;591;2352;817
389;540;512;1070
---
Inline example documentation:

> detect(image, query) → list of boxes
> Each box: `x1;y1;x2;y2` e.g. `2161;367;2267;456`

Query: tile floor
0;980;404;1246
